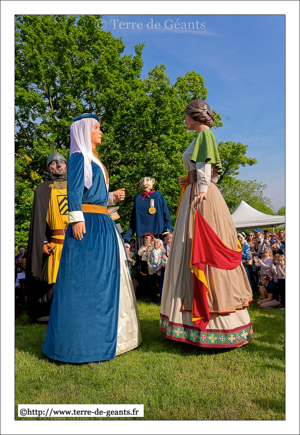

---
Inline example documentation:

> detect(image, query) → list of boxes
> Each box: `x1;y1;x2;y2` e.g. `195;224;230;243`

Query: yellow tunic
46;181;69;284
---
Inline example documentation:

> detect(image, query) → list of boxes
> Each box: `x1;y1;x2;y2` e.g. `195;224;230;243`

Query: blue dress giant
42;153;141;363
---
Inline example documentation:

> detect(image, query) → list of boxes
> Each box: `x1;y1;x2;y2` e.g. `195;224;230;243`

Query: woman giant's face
185;113;199;131
90;123;103;148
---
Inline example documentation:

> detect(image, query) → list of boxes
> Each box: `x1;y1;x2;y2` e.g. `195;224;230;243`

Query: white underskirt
114;229;142;356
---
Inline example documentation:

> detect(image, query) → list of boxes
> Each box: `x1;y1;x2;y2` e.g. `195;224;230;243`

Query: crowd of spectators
16;226;285;313
125;232;173;304
238;227;285;310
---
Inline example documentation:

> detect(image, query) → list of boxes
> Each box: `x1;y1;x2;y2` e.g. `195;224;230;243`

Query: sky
100;14;285;211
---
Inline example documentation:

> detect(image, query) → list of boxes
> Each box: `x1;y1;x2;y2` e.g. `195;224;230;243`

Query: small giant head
47;152;67;180
140;177;155;192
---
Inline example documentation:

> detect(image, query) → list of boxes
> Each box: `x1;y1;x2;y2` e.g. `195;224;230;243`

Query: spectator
280;238;285;254
137;232;153;298
252;236;264;287
252;236;263;260
270;237;283;256
254;247;273;278
15;250;26;303
271;233;280;240
147;238;164;303
162;233;172;264
159;232;173;300
254;228;264;243
237;233;252;288
278;230;285;251
15;278;22;318
271;254;281;284
125;243;138;294
247;232;255;252
278;230;285;249
272;254;285;310
15;253;26;307
18;245;27;259
262;235;271;251
129;239;136;253
257;275;281;309
246;232;256;288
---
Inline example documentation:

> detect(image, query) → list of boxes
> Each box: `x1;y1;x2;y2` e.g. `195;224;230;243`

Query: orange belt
81;204;109;215
176;170;197;217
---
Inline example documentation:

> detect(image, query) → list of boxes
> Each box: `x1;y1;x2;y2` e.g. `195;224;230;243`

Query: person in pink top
254;247;273;278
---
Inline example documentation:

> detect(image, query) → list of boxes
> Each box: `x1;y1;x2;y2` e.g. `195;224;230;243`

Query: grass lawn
15;295;285;421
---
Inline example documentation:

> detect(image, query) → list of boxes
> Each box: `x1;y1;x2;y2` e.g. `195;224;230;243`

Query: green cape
190;129;222;174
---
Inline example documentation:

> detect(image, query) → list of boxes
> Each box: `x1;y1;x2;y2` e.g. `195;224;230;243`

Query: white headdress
69;116;108;193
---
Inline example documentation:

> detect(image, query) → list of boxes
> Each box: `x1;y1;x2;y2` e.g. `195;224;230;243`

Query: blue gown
42;153;141;363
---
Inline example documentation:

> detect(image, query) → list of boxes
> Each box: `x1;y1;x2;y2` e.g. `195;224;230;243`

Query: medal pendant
149;198;156;214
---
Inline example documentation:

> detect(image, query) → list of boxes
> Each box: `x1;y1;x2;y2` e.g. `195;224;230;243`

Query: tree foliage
217;141;257;184
218;178;274;214
276;206;285;216
15;14;224;245
15;14;273;247
216;141;273;214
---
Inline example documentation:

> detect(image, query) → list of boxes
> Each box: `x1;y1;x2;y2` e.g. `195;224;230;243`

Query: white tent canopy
231;200;285;230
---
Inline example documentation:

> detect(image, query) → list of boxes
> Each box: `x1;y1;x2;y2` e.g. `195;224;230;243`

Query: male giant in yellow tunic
26;152;68;321
46;180;69;283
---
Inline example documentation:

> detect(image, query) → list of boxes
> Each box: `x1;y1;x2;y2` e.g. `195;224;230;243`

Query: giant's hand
43;243;53;255
72;221;86;241
178;177;186;187
113;188;125;203
194;192;207;206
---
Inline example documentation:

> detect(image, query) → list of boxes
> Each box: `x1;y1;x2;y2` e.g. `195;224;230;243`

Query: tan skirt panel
161;182;252;329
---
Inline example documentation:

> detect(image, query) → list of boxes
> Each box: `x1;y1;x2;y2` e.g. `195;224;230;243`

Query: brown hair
185;99;215;127
273;253;280;262
279;255;285;263
261;274;273;283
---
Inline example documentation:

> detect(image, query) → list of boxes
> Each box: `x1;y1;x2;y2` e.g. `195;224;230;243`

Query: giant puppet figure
42;114;141;363
26;152;69;321
160;99;253;349
123;177;173;249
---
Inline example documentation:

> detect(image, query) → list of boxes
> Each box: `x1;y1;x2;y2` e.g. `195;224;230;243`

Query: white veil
69;117;108;193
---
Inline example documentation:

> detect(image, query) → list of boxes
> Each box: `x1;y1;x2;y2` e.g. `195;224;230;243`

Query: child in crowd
272;254;285;310
147;238;164;303
257;275;281;309
254;247;273;278
147;239;164;276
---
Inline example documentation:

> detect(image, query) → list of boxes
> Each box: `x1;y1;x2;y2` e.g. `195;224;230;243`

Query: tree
15;15;223;244
276;206;285;216
217;141;257;184
218;178;274;214
215;141;268;213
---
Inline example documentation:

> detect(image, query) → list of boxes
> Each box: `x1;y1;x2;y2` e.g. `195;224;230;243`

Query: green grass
15;295;285;420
